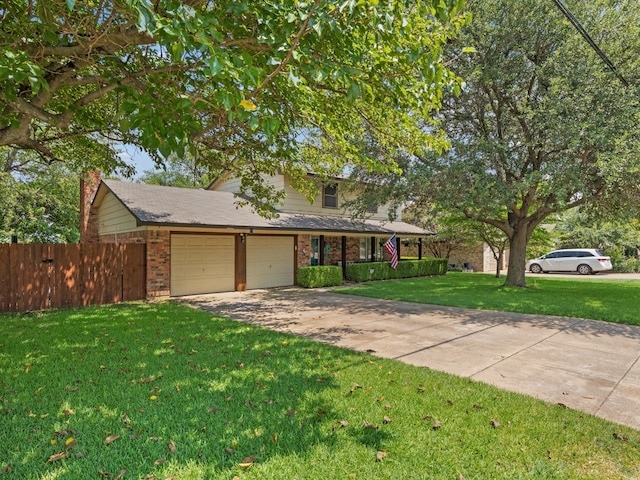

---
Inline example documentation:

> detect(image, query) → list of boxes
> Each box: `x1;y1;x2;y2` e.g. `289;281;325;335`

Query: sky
117;144;159;179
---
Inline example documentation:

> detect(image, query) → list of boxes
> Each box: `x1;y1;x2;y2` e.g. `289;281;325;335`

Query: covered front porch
297;234;429;275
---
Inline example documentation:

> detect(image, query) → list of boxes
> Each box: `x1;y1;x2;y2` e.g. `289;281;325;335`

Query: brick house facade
82;174;430;297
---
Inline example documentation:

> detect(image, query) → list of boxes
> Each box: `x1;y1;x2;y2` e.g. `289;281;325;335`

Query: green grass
336;272;640;325
1;302;639;479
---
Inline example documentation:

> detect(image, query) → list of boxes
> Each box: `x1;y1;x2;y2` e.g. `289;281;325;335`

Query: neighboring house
447;243;509;273
81;171;433;297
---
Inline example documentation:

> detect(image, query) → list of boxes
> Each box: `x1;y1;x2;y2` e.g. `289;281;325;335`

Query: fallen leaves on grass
99;469;125;479
47;452;66;463
363;420;378;430
432;420;442;430
239;455;257;468
333;420;349;431
105;434;120;445
613;433;628;442
168;440;176;454
376;451;387;462
490;419;500;429
383;415;392;424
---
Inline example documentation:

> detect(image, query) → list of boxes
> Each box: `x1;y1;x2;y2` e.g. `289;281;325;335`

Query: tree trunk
504;226;529;287
495;249;503;278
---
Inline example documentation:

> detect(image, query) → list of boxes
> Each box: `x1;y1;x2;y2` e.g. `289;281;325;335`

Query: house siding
98;193;143;236
211;177;243;193
212;173;400;221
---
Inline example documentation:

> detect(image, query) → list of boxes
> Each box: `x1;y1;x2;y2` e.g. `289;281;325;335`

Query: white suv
526;249;612;275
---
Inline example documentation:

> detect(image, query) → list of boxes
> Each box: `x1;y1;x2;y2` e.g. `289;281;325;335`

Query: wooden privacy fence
0;243;146;313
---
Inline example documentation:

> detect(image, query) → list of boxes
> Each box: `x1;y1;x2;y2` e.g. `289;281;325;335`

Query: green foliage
0;150;80;243
1;302;638;479
345;259;447;282
0;0;469;215
137;153;220;188
296;266;343;288
612;256;640;273
555;209;640;253
354;0;640;287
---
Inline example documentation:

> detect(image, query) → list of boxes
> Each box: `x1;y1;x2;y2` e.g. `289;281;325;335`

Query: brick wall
448;243;507;273
145;230;171;297
323;236;362;265
80;171;101;244
297;234;312;267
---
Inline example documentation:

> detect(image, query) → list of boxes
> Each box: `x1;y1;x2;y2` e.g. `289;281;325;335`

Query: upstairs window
323;184;338;208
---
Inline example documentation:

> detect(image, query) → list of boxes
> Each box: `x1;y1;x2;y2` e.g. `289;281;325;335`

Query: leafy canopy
0;0;468;214
350;0;640;286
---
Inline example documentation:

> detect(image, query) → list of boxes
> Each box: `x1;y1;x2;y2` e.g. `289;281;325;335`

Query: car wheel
577;264;592;275
530;264;542;274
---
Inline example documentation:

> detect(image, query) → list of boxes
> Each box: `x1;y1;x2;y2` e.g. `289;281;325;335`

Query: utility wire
550;0;629;87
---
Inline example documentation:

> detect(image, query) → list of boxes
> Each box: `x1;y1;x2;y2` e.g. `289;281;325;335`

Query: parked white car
526;249;612;275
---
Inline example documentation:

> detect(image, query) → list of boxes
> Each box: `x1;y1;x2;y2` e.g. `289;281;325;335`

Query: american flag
384;234;398;269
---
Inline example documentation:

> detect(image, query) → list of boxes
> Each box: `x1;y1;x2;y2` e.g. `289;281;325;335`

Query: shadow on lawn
0;302;375;479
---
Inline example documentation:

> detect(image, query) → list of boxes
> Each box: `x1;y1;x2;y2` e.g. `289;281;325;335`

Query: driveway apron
180;287;640;431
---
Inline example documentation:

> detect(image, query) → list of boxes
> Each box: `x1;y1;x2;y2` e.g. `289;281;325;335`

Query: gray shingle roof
100;179;431;236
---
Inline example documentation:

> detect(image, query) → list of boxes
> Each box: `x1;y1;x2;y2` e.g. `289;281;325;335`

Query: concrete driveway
180;287;640;431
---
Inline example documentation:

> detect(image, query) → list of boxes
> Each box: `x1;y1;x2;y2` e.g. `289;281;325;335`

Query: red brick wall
80;171;101;244
297;234;312;267
323;236;361;265
145;230;171;297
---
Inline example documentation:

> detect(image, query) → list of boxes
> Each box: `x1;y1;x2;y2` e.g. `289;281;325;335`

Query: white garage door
171;235;235;296
246;236;294;289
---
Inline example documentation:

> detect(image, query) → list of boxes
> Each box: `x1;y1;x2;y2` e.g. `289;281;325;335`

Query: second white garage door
171;235;235;296
246;236;294;289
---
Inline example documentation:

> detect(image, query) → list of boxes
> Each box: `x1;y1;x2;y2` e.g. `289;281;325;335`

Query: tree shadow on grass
0;302;370;479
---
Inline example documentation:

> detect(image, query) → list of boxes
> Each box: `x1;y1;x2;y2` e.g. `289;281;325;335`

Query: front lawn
336;272;640;325
1;302;639;479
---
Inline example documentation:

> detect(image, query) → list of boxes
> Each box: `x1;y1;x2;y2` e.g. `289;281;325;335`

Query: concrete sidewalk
180;287;640;430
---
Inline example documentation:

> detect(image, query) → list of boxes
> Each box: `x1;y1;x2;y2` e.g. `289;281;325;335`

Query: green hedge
297;266;343;288
345;258;447;282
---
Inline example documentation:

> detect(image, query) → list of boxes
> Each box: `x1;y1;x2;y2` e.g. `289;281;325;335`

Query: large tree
1;149;80;242
356;0;640;286
1;0;468;215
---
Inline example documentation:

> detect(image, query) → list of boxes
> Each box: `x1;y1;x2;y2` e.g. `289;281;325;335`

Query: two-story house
81;171;432;297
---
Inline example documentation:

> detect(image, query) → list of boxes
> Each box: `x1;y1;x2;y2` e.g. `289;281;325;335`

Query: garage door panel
171;235;235;296
246;236;294;289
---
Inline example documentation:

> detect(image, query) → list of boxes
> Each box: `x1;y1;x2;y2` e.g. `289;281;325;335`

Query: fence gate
0;243;146;313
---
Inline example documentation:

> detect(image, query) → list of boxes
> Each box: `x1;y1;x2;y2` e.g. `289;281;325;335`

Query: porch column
370;236;376;262
235;234;247;291
341;235;347;278
396;236;401;260
319;235;325;266
418;237;423;260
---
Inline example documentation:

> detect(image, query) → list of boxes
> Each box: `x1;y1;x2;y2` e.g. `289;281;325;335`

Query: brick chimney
80;171;101;243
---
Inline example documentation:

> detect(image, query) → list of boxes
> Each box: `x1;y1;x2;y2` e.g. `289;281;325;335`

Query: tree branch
248;0;321;99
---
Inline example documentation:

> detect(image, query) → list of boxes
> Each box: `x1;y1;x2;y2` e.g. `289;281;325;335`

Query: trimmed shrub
345;258;447;283
297;266;343;288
